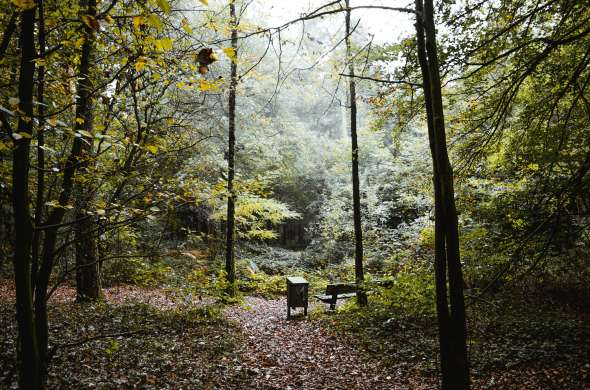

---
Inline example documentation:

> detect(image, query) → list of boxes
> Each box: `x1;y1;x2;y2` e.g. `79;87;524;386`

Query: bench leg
329;301;336;311
304;304;308;316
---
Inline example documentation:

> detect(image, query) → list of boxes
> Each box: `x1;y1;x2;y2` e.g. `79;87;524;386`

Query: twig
339;73;422;87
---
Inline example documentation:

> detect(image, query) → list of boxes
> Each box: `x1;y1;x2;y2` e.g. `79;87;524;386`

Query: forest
0;0;589;388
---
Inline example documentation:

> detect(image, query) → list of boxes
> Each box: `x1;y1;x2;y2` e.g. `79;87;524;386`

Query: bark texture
225;0;238;294
32;0;46;292
74;0;101;302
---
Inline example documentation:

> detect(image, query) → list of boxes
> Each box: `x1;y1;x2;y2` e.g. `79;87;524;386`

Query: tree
414;0;470;388
11;2;42;388
225;0;238;294
445;0;590;285
344;0;367;306
74;0;101;302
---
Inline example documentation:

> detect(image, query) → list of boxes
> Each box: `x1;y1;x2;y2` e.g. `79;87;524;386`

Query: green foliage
239;271;285;298
193;270;241;304
101;257;172;288
104;340;120;357
214;195;299;240
372;266;436;318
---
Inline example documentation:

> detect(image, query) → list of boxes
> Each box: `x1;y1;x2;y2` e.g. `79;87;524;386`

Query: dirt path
223;297;435;390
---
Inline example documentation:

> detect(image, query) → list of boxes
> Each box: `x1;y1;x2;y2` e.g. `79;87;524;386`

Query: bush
239;271;285;298
101;257;173;287
372;264;436;318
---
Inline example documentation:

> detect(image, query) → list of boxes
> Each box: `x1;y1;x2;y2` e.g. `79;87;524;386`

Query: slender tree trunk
415;0;470;388
34;0;98;377
75;190;101;301
75;0;101;302
415;1;453;383
32;0;46;291
225;0;238;294
75;214;101;301
345;0;367;305
12;4;42;388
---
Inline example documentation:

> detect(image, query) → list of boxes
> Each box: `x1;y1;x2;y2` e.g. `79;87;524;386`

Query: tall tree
225;0;238;294
414;0;470;388
74;0;101;302
11;2;42;388
345;0;367;305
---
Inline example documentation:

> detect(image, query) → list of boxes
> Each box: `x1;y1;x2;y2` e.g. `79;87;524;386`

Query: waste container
286;276;309;319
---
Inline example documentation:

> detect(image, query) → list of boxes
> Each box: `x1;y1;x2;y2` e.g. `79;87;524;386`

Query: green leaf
156;0;171;14
77;130;93;138
11;0;36;10
161;37;173;51
147;14;164;32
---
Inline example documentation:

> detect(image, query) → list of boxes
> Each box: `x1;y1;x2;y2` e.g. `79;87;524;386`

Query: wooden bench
314;283;357;310
314;279;395;310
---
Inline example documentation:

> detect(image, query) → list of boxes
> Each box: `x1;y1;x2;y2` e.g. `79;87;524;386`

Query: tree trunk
345;0;367;306
32;0;46;291
415;0;470;388
12;4;42;388
225;0;238;294
75;207;101;301
75;0;101;302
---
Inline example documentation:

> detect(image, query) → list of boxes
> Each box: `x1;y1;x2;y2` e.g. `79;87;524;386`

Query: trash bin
286;276;309;319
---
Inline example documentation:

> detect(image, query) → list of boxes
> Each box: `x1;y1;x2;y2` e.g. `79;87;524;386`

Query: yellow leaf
11;0;36;10
48;117;58;126
146;145;158;154
198;80;209;91
74;37;85;49
133;16;143;30
181;19;193;34
198;79;218;91
105;15;114;24
75;117;85;125
135;57;147;72
199;0;208;5
81;15;99;30
223;47;236;60
161;37;173;51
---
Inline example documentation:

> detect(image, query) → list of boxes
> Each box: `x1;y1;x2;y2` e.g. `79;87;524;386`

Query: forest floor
1;279;589;389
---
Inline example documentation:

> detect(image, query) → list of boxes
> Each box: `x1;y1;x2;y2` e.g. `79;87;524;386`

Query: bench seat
314;283;357;310
314;292;356;302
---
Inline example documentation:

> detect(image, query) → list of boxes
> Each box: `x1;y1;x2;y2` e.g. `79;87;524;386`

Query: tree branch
339;73;422;87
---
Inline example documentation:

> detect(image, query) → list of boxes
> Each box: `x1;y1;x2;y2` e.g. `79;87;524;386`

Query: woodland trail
222;297;435;390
